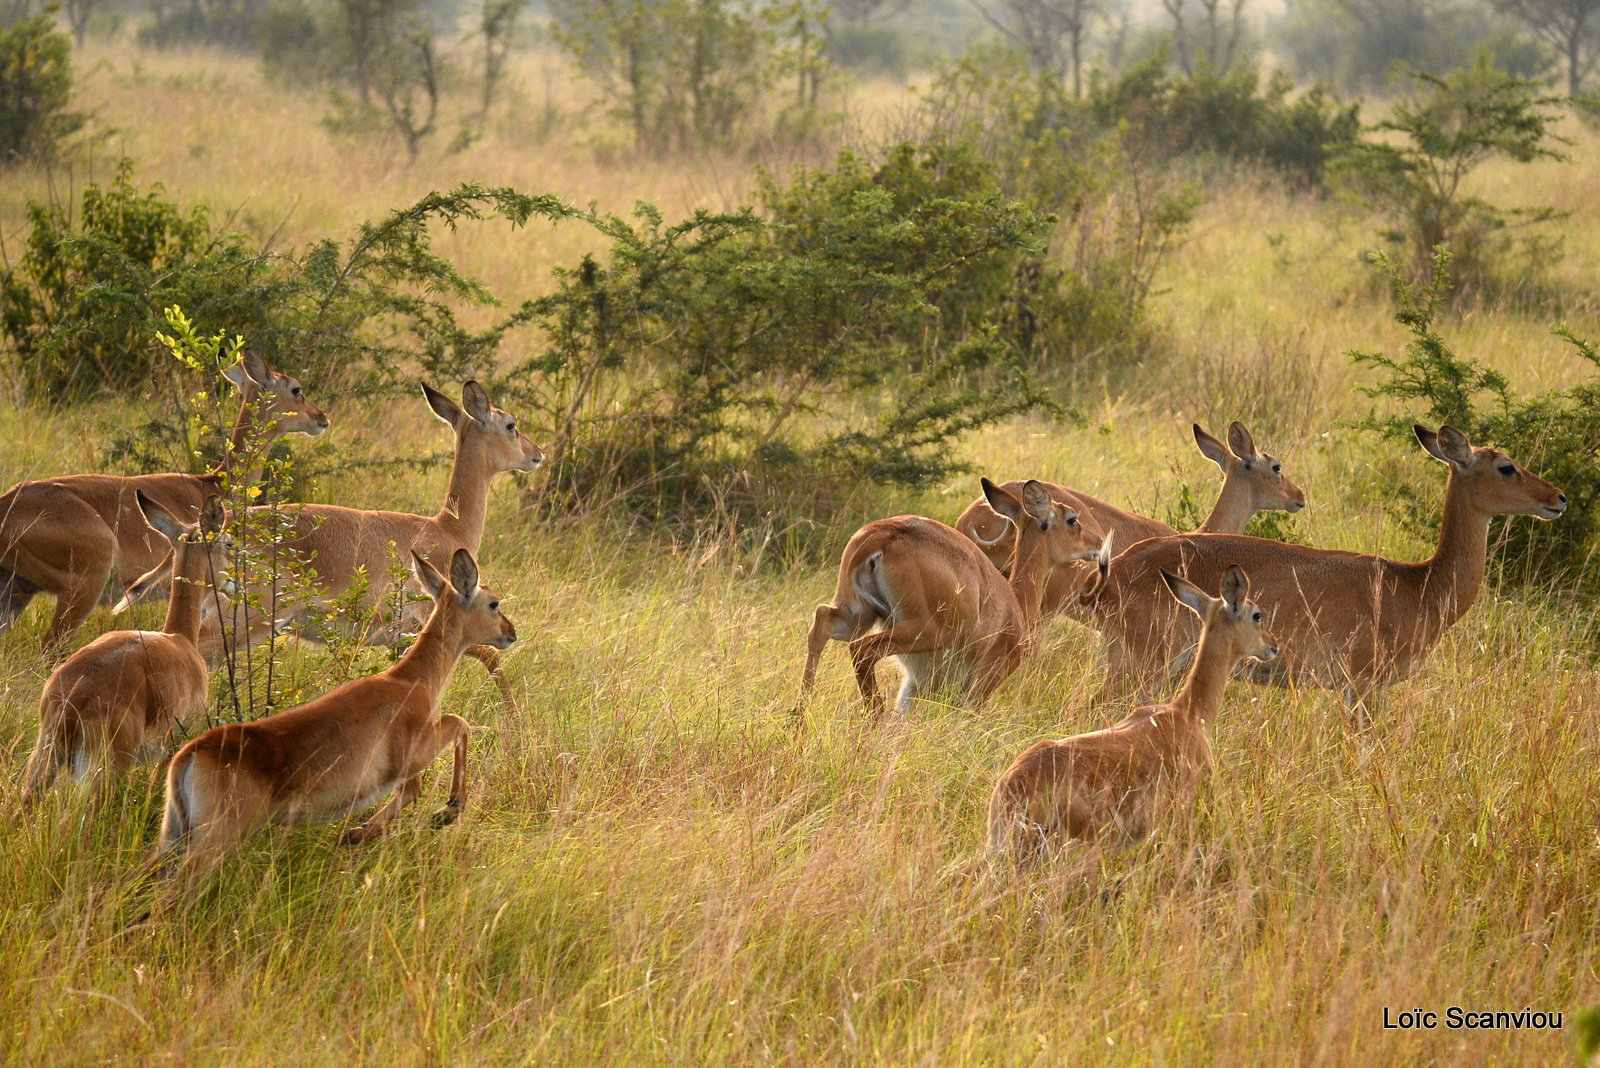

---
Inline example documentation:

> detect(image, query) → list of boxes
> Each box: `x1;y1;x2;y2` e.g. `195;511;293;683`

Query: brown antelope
953;422;1305;614
0;349;326;656
124;380;540;704
154;547;515;879
19;493;231;806
1085;425;1566;716
986;564;1277;863
796;479;1103;721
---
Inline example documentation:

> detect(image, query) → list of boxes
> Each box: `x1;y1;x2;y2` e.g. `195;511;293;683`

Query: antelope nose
1559;493;1568;506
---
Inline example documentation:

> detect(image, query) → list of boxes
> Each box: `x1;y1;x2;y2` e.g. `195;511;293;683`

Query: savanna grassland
3;39;1600;1066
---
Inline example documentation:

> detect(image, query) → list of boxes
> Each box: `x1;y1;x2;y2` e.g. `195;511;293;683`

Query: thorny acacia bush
0;161;561;400
507;140;1058;528
1351;248;1600;596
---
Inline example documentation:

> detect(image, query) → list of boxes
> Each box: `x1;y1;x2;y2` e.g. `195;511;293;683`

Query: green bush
1332;52;1571;298
1092;49;1362;189
0;160;563;399
507;140;1056;521
1349;248;1600;595
0;6;84;163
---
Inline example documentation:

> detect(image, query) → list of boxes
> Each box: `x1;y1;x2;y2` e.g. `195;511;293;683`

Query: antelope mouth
1287;499;1306;513
1540;502;1567;518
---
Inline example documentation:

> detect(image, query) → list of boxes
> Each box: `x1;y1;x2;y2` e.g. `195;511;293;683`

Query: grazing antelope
0;349;326;656
796;479;1103;721
19;493;231;806
987;564;1277;863
1086;425;1566;716
954;422;1305;616
124;380;540;704
155;547;515;879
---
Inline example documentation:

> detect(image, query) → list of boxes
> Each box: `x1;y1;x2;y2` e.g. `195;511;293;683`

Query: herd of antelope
0;348;1569;885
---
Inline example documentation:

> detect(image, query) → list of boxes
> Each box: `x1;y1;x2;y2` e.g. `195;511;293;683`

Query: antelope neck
388;602;469;694
1417;466;1494;628
1168;613;1236;725
1008;535;1055;628
1198;467;1253;534
208;391;283;489
434;432;492;549
161;542;211;646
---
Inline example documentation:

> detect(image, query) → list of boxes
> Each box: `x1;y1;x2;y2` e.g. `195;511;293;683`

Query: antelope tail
851;551;894;621
19;717;72;807
158;752;196;857
1076;530;1115;609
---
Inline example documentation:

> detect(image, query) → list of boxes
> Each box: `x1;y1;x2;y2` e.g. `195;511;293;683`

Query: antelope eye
1252;610;1262;622
1066;514;1079;528
489;600;500;612
291;386;302;397
506;422;516;433
1497;464;1515;476
1271;463;1281;474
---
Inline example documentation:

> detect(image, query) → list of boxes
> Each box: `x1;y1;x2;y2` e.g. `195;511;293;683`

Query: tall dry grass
1;38;1598;1066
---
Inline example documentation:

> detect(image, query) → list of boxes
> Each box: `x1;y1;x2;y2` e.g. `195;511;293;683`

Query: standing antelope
155;548;515;879
124;380;540;703
987;564;1277;863
954;422;1305;614
796;479;1103;721
20;493;231;806
0;349;327;656
1086;425;1566;715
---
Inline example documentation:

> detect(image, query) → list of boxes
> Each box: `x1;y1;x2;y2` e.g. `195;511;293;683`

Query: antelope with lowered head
954;422;1305;614
0;349;326;656
20;493;232;806
987;564;1277;864
155;547;514;879
1085;425;1566;717
796;478;1102;722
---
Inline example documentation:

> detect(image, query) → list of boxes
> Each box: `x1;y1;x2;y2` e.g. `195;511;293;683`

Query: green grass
2;38;1600;1068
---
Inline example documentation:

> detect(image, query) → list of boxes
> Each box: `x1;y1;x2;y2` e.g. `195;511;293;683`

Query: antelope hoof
431;798;462;829
339;825;373;847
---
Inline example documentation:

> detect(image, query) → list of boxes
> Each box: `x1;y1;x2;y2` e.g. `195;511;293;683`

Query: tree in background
0;6;84;162
1493;0;1600;95
551;0;819;155
1335;52;1570;294
1161;0;1248;75
971;0;1104;94
474;0;525;120
61;0;101;45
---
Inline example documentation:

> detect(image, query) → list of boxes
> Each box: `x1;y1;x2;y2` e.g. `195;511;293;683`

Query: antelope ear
1193;423;1230;467
199;495;226;536
1021;480;1055;526
1220;563;1249;613
450;548;480;603
412;551;448;600
423;382;463;428
461;380;492;423
1416;424;1475;468
1227;421;1258;461
136;490;186;545
1160;568;1212;618
241;348;272;386
981;477;1024;525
